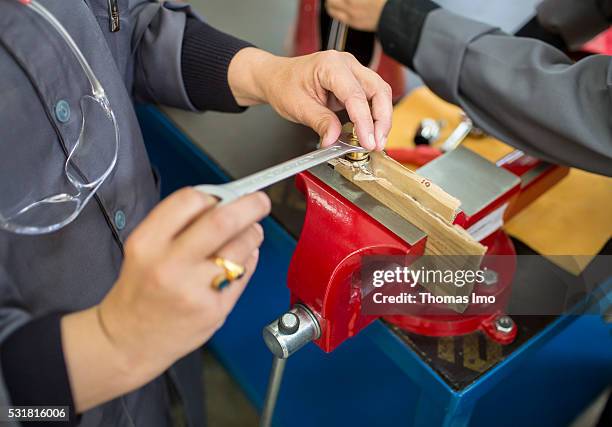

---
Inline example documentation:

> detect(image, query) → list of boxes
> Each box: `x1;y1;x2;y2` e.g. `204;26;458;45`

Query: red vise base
287;155;567;353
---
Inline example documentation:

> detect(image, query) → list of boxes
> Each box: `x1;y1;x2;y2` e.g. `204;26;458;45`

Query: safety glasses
1;0;119;234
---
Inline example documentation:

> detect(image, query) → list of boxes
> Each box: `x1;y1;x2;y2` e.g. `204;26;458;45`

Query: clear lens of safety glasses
0;0;119;235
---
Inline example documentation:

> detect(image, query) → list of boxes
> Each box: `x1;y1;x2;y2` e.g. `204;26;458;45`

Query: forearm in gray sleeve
414;9;612;176
0;268;77;422
537;0;612;50
130;1;253;113
130;1;196;110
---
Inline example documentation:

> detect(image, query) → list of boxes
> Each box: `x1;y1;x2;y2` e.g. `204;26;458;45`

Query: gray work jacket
0;1;203;426
413;0;612;175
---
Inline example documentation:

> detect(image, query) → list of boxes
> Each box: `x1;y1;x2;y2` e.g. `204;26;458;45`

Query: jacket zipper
107;0;120;32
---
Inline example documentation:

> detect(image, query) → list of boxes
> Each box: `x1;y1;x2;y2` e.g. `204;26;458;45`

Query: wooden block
368;152;461;222
331;152;486;312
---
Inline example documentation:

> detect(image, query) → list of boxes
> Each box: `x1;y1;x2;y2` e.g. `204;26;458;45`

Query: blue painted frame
137;105;612;427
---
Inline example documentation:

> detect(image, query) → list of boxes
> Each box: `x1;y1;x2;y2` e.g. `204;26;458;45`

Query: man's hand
62;188;271;412
228;47;392;151
326;0;388;32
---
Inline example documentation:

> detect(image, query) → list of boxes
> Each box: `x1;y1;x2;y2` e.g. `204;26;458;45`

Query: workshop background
142;0;612;426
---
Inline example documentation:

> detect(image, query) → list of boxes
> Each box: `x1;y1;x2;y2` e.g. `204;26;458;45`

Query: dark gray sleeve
0;267;34;414
537;0;612;50
0;266;76;422
129;1;253;112
413;8;612;176
181;17;253;112
130;1;196;110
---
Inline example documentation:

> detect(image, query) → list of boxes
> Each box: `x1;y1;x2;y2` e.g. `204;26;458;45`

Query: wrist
372;0;389;31
95;300;166;385
377;0;439;69
61;306;155;412
228;47;285;106
94;305;146;381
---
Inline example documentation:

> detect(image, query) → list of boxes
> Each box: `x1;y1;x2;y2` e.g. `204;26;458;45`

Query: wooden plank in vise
331;152;486;311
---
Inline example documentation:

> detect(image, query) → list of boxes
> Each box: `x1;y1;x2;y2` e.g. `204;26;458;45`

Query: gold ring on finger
210;256;246;290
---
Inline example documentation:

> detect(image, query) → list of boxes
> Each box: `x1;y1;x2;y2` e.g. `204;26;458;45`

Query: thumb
303;102;342;147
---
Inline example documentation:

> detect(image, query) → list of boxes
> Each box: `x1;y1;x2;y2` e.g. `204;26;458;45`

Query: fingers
325;0;348;13
132;187;217;248
300;101;343;147
215;223;264;267
343;81;376;150
202;223;264;314
319;58;376;150
172;192;271;260
193;247;260;318
350;65;393;150
217;249;260;315
326;4;349;24
325;0;384;34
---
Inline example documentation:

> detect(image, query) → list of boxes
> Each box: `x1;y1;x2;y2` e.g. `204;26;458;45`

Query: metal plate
417;147;520;216
309;163;426;246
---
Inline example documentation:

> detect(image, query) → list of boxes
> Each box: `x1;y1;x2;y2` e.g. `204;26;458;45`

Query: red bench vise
262;147;568;359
